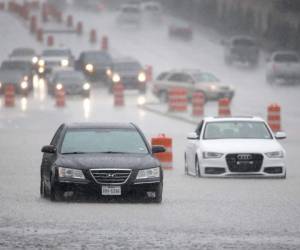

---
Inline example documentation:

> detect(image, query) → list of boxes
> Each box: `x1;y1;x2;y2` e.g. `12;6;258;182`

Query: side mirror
187;132;199;140
41;145;57;154
275;131;286;140
152;145;166;154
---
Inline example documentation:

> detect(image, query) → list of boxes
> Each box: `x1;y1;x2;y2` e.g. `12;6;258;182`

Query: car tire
184;154;189;175
50;181;64;202
152;183;163;203
40;178;46;198
159;91;168;103
195;158;201;177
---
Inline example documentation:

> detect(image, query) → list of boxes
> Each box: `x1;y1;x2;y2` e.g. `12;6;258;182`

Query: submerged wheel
184;155;189;175
195;158;201;177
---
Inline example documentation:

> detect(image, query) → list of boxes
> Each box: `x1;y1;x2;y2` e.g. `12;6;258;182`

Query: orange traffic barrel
218;98;231;117
36;28;43;42
151;134;173;170
4;84;15;107
90;29;97;44
76;21;83;35
55;87;65;107
113;82;124;107
168;87;188;112
47;35;54;47
67;15;73;27
192;91;205;116
267;103;281;132
145;65;153;81
101;35;108;51
30;15;37;33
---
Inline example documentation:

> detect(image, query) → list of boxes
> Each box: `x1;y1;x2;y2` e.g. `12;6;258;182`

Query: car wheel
195;158;201;177
159;91;168;103
50;181;64;202
40;178;46;198
152;183;163;203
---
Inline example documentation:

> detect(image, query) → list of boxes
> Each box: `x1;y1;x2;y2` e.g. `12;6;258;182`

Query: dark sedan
40;123;165;202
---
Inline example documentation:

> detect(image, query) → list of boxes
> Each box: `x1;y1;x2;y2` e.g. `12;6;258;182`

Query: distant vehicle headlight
38;59;45;67
61;59;69;67
56;83;63;90
83;82;90;90
85;64;94;73
38;67;45;74
138;72;146;82
0;82;2;88
23;75;29;81
203;152;224;159
58;167;85;179
136;167;160;179
32;56;38;64
265;151;284;158
209;85;217;91
106;68;112;77
112;73;121;83
20;81;28;89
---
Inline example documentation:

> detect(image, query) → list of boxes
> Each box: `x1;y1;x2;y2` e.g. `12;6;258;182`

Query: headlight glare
20;81;28;89
203;152;224;159
106;68;112;76
61;59;69;67
138;72;146;82
56;83;63;90
38;59;45;67
83;82;90;90
265;151;284;158
32;56;38;64
85;64;94;72
58;167;85;179
136;167;160;179
112;73;121;83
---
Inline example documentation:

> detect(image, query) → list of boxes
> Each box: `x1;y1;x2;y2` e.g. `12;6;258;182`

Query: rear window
233;39;256;47
84;52;112;63
42;50;70;57
274;54;299;63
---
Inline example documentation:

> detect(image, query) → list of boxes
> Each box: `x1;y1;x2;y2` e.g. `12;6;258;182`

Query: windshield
203;121;272;140
193;73;220;82
1;61;31;70
85;52;111;64
114;62;141;72
61;128;149;154
11;49;35;57
42;50;70;57
274;53;299;63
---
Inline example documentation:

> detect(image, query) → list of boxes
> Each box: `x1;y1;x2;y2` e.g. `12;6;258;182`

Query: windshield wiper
100;151;127;154
62;152;86;155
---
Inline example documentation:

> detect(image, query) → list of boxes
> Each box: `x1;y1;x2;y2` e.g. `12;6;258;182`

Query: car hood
55;153;159;170
200;139;283;153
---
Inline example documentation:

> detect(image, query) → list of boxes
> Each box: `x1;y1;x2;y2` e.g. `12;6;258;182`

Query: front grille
90;169;131;184
226;154;263;172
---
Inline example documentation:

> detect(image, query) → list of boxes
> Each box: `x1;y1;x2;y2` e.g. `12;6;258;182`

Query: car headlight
38;59;45;67
32;56;38;64
138;72;146;82
20;81;28;89
58;167;85;179
136;167;160;179
106;68;112;77
112;73;121;83
61;59;69;67
56;83;63;90
23;75;29;81
83;82;90;90
85;64;94;72
265;151;284;158
38;67;45;74
203;152;224;159
210;85;217;91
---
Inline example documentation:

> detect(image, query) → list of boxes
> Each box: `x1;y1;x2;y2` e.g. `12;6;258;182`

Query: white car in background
266;50;300;83
185;116;287;178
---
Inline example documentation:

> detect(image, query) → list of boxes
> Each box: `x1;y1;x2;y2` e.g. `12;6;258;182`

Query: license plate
101;186;121;196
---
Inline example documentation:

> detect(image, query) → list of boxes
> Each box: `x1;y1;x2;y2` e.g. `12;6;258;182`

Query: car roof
65;122;137;129
112;57;140;64
204;116;265;122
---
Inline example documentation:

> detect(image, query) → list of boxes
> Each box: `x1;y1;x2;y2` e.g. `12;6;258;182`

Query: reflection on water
83;98;91;119
20;97;27;112
137;95;146;106
33;75;39;89
38;78;46;101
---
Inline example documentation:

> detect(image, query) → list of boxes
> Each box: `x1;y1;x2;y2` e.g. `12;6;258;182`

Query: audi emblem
237;154;252;160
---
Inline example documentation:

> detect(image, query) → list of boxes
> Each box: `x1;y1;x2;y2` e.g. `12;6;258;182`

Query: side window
168;73;183;82
50;125;64;146
195;121;204;137
181;74;194;84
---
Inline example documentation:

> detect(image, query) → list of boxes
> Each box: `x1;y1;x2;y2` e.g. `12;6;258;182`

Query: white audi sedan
185;116;287;178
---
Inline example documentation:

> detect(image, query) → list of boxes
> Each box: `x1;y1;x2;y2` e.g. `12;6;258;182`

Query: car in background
116;4;142;27
152;69;235;102
73;0;105;11
76;50;113;82
9;47;38;65
141;1;163;23
168;21;193;41
0;69;30;95
40;122;165;202
37;49;74;76
1;60;34;85
185;116;287;178
223;35;259;66
266;50;300;84
109;57;147;93
48;69;90;97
